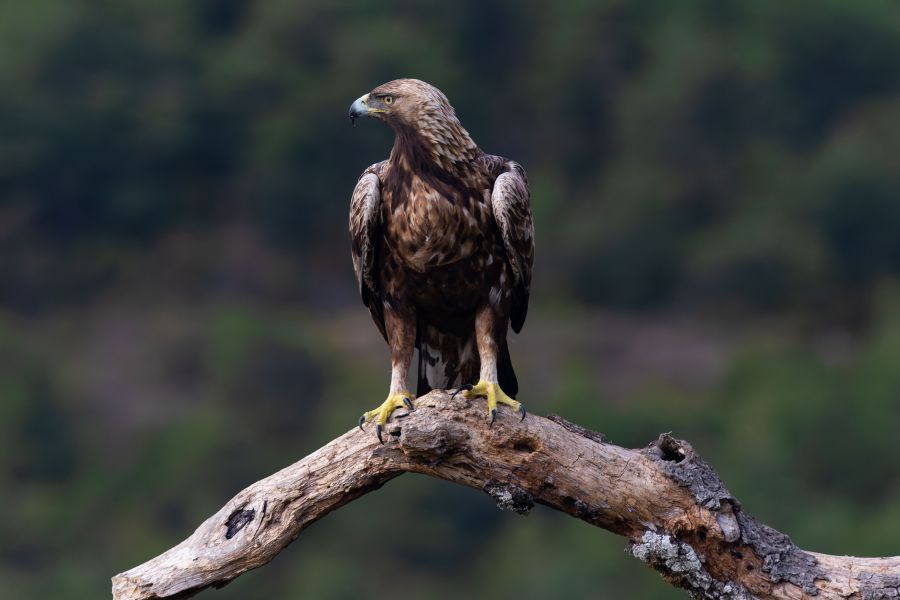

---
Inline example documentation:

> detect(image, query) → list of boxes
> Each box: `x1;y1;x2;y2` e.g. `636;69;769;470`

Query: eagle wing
488;158;534;333
349;161;388;340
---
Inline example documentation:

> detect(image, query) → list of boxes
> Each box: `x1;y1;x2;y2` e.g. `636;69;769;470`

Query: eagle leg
465;306;526;426
462;381;526;426
358;306;416;442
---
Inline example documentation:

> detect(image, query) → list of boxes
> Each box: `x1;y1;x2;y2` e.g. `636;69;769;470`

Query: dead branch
111;390;900;599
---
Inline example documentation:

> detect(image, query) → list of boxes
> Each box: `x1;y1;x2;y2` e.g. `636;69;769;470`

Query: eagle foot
359;393;414;444
460;381;526;426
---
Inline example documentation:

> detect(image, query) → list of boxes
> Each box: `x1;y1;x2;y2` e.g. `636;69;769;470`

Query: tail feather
416;326;478;397
416;325;518;399
415;338;437;397
497;340;518;399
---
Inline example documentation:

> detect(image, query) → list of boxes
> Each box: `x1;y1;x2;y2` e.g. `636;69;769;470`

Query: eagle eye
383;95;393;105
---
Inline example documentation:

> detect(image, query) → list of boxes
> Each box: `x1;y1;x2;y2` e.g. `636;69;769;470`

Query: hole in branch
225;509;256;539
656;434;686;463
512;438;538;453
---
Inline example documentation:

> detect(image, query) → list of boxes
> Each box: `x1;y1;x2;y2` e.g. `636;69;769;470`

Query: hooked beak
348;93;370;126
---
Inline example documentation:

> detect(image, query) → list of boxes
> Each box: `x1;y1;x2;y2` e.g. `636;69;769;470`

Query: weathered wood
112;390;900;599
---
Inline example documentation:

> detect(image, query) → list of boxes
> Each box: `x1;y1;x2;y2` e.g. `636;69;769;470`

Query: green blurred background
2;0;900;598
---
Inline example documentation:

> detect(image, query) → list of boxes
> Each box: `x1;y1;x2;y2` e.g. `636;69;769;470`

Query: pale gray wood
112;391;900;600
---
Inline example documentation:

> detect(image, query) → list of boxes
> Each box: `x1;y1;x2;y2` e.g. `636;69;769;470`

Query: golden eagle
348;79;534;442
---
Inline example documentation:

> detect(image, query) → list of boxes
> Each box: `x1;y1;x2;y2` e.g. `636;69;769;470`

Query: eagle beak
348;93;370;126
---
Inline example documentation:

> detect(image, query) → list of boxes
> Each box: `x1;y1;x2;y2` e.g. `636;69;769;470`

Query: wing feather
349;161;388;340
489;159;534;333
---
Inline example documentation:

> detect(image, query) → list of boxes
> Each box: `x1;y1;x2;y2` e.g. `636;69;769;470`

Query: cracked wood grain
111;390;900;600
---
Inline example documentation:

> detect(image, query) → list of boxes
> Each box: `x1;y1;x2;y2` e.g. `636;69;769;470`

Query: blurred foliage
1;0;900;598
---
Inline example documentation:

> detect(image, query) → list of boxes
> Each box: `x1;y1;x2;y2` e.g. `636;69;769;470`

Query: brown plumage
348;79;534;439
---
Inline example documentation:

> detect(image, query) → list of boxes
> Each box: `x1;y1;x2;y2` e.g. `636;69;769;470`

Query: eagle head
348;79;479;167
348;79;447;126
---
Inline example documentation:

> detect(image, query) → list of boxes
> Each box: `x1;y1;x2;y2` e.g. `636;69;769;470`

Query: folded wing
489;160;534;333
349;161;388;340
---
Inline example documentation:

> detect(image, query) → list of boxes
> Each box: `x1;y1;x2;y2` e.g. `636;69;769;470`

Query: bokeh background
3;0;900;598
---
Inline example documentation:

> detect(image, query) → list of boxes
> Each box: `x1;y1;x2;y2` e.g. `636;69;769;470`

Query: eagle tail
497;338;518;399
416;325;518;399
416;326;478;397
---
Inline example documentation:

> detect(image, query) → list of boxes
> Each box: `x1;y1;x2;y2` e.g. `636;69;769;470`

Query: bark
111;390;900;600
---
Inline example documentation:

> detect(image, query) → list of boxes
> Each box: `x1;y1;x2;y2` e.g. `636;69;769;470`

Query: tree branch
111;390;900;599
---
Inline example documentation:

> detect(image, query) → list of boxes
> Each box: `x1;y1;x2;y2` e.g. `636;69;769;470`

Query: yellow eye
384;96;393;105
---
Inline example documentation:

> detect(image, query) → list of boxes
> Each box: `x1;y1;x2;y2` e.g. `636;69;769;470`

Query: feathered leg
459;305;525;425
359;305;416;443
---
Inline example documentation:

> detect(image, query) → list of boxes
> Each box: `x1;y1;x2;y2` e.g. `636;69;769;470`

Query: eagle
347;79;534;442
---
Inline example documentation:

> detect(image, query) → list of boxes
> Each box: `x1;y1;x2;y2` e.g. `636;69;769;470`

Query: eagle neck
388;121;481;179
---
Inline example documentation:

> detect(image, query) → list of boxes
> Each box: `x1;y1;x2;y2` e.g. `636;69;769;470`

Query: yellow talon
461;380;525;426
358;392;414;443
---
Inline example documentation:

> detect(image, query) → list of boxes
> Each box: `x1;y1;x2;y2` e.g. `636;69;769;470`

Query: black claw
358;415;366;431
403;396;414;411
519;405;527;421
490;408;497;427
451;383;474;399
376;424;384;444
